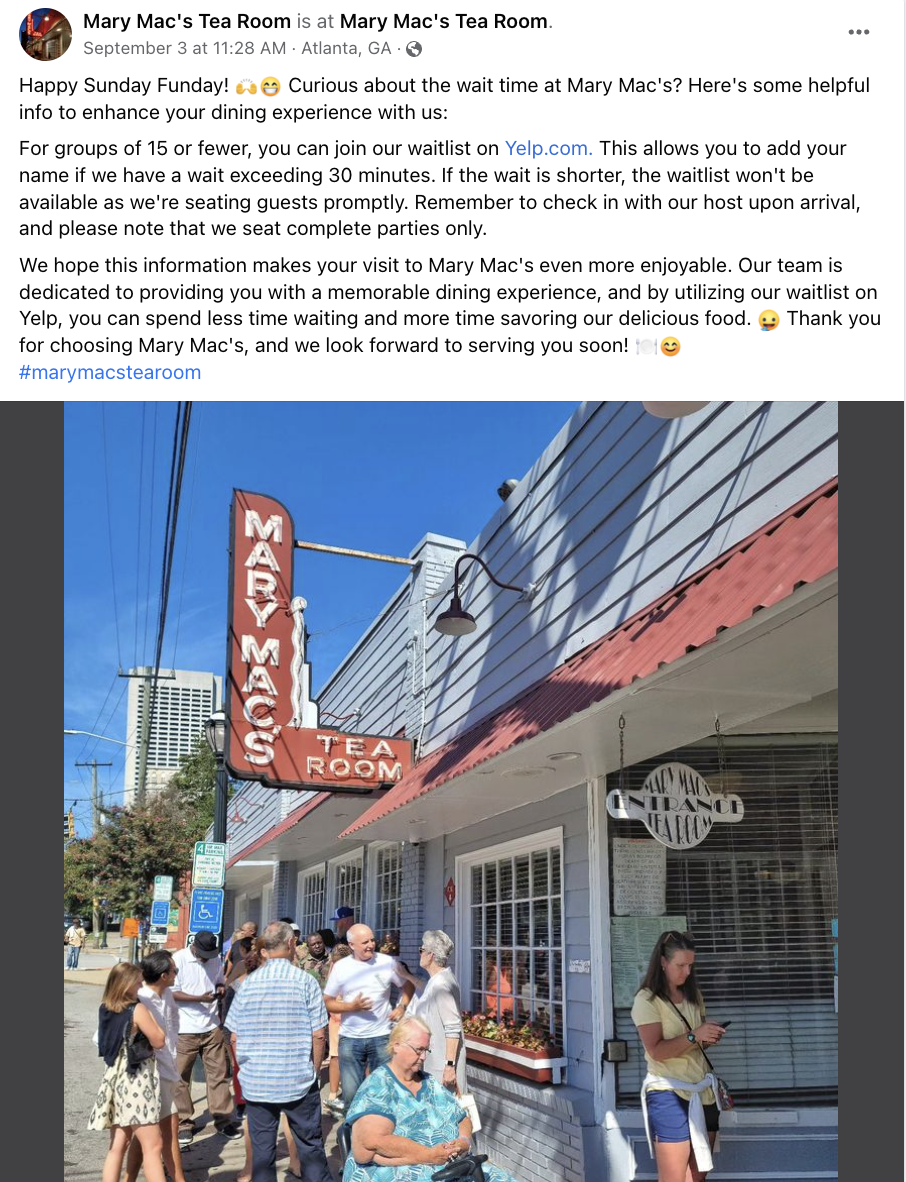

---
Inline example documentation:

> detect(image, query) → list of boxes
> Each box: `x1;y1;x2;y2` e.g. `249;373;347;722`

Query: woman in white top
398;930;466;1093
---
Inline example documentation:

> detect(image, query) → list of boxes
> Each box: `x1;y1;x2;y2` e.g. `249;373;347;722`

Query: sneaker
218;1123;244;1140
325;1097;346;1116
178;1131;194;1149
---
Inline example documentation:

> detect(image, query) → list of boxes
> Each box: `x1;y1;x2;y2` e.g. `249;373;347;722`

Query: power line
142;401;159;663
170;401;203;668
137;402;193;802
100;403;124;670
133;402;147;668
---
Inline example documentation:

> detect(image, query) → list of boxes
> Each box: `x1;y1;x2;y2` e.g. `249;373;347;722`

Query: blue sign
189;888;224;934
150;900;170;926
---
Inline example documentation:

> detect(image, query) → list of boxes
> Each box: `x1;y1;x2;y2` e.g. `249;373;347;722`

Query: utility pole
75;759;112;949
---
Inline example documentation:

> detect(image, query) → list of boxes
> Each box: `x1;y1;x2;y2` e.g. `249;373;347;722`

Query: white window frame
455;827;565;1049
296;864;327;935
366;842;403;936
327;847;365;923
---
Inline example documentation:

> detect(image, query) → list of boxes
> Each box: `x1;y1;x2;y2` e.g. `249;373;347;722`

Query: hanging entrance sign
226;490;413;793
606;762;744;850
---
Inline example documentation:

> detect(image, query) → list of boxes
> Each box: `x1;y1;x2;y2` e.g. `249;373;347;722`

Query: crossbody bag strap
666;997;715;1072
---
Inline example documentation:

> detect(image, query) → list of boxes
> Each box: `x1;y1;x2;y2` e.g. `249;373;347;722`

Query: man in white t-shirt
171;931;241;1147
323;923;414;1112
124;951;188;1182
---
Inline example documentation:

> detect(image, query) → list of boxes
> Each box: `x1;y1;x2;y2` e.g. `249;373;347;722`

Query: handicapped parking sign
188;888;224;934
150;900;171;926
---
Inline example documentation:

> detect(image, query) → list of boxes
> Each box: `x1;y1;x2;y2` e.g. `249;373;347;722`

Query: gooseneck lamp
434;554;527;637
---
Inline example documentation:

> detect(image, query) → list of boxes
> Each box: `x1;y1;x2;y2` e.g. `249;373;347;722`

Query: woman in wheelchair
341;1017;518;1182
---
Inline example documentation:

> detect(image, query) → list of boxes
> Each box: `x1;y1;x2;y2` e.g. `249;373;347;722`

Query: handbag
458;1091;482;1133
666;999;735;1111
124;1004;156;1075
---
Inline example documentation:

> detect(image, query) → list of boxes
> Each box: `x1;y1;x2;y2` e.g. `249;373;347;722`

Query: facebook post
13;2;905;396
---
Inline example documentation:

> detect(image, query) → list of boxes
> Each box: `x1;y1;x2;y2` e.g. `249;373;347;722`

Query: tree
164;735;222;833
61;737;235;920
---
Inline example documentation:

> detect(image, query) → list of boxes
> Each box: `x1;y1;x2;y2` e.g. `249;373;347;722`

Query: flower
461;1011;561;1052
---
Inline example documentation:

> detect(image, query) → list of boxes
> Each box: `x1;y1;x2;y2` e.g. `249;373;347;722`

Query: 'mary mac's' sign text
226;489;412;792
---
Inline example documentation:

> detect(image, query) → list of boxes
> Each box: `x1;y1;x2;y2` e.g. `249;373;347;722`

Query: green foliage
61;737;234;918
164;735;220;833
63;840;95;913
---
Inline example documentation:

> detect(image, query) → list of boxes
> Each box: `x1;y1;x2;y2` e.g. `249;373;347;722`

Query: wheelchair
336;1123;488;1182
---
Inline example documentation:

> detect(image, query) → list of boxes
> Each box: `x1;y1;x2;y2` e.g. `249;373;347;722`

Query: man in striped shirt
225;921;331;1182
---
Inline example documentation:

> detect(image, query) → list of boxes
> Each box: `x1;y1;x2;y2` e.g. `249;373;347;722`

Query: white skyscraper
123;668;223;805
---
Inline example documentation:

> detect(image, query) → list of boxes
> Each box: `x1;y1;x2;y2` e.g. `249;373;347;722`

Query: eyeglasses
404;1042;430;1058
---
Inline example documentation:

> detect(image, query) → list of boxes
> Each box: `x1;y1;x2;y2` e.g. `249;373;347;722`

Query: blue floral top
342;1065;516;1182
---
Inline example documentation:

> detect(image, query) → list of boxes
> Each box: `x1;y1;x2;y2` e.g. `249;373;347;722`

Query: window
611;739;838;1105
297;867;326;935
328;850;364;922
369;843;402;937
457;830;564;1049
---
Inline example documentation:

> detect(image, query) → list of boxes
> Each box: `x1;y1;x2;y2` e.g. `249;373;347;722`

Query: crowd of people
87;909;510;1182
87;916;727;1182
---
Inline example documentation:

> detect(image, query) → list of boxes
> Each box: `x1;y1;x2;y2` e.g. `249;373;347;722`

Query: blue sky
64;400;580;834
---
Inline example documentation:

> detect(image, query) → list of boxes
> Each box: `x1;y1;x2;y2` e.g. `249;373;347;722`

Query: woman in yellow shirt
631;931;727;1182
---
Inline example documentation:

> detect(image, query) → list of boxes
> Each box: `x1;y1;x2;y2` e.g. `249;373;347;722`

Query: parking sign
189;888;224;933
150;900;170;926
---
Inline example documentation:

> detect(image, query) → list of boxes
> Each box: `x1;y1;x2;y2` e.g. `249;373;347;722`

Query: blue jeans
338;1035;390;1108
246;1081;331;1182
66;945;81;969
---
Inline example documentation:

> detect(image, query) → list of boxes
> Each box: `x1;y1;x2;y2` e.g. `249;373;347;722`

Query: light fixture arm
452;553;522;597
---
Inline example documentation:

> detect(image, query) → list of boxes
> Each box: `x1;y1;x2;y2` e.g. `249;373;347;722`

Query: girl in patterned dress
88;962;168;1182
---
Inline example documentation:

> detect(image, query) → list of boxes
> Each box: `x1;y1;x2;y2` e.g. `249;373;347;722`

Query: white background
10;2;905;398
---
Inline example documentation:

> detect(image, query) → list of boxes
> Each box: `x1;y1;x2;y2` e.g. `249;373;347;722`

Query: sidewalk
63;940;128;986
64;949;344;1179
177;1087;344;1181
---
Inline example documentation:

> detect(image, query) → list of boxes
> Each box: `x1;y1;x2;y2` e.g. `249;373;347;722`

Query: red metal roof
341;480;838;838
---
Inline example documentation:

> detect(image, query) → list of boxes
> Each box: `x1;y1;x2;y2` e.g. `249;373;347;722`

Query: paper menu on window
612;838;667;916
611;915;688;1008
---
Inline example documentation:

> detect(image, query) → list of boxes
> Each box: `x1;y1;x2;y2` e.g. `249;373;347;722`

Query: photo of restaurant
20;9;72;60
220;401;838;1182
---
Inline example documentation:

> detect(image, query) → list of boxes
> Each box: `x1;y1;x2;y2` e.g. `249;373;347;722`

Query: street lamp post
204;710;229;847
204;711;229;952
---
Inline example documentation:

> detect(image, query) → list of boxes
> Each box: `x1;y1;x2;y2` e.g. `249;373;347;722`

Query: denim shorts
647;1089;720;1142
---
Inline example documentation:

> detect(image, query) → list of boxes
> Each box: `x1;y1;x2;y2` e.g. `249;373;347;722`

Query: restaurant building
222;401;838;1182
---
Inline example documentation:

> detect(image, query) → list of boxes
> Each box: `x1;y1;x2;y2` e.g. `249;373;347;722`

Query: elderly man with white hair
323;923;415;1113
396;930;466;1093
224;921;331;1182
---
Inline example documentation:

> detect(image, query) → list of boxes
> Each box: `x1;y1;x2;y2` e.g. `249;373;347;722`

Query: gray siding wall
316;584;410;738
439;784;595;1094
317;401;838;759
221;782;319;862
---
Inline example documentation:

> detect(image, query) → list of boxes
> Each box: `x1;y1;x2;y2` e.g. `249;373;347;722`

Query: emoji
759;309;779;331
236;79;257;95
660;337;681;357
261;77;281;96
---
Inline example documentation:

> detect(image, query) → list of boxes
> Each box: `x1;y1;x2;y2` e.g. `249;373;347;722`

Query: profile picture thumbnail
20;9;72;60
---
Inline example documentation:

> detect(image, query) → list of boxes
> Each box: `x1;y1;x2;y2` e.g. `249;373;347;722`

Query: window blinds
611;739;838;1105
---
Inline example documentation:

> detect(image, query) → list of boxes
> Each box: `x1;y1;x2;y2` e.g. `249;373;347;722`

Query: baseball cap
192;931;220;959
330;906;354;921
